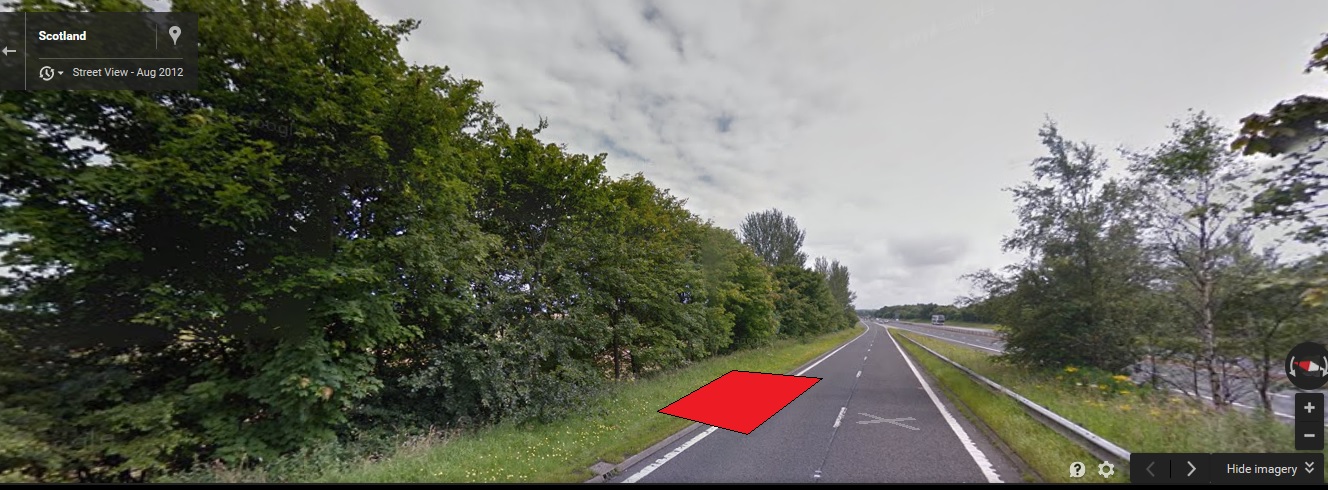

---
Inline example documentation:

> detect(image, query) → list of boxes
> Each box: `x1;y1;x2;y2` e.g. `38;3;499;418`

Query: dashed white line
833;406;847;428
623;323;871;482
795;324;872;376
856;370;862;378
622;426;719;483
885;328;1004;483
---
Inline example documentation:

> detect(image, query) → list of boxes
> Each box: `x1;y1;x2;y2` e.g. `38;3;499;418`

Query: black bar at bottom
1133;453;1323;484
1211;453;1322;485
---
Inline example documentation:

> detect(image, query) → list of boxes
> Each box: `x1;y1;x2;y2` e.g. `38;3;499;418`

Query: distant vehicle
931;314;945;325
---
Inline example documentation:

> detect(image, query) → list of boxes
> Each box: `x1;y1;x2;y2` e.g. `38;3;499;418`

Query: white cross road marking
857;413;919;430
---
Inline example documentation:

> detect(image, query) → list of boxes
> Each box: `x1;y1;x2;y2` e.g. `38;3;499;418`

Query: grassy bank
894;329;1323;482
895;331;1111;483
295;325;866;483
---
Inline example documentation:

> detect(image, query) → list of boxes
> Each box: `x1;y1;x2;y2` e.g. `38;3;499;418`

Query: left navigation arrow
1;47;15;55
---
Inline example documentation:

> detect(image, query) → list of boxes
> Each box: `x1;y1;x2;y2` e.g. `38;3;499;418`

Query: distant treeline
0;0;857;482
869;301;997;324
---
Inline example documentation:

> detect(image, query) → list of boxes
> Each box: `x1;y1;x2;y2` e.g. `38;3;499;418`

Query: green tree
1222;248;1326;412
1124;111;1254;407
772;265;839;337
739;209;808;268
1233;33;1328;306
697;225;778;350
1;0;495;479
974;119;1154;372
814;256;857;329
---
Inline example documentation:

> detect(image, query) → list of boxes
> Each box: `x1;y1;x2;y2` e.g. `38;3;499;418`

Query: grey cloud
888;236;969;269
358;0;1328;307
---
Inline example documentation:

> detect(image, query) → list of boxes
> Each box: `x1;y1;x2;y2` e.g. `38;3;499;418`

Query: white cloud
361;0;1328;307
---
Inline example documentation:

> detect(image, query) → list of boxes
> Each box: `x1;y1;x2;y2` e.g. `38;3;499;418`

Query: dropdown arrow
1307;461;1317;474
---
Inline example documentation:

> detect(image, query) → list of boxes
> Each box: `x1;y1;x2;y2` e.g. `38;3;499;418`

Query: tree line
0;0;856;482
961;33;1328;414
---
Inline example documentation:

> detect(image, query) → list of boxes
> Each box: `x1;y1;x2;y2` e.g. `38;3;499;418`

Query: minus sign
1305;434;1316;438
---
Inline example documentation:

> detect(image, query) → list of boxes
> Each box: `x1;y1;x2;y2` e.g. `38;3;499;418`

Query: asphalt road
879;319;1326;423
610;322;1019;483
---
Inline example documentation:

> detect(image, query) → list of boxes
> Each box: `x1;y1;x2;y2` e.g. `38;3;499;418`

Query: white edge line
833;406;847;428
623;323;871;483
885;328;1004;483
897;326;1002;353
795;323;871;376
1167;388;1305;421
622;426;720;483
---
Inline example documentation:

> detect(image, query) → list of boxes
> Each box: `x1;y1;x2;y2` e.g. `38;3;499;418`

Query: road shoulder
887;327;1026;482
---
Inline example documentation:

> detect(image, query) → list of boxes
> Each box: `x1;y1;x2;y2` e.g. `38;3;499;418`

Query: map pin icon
168;26;181;45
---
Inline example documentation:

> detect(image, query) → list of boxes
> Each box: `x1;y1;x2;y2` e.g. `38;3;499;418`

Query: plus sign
1307;402;1317;413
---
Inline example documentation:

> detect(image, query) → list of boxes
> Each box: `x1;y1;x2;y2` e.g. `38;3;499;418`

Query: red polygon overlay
658;370;821;434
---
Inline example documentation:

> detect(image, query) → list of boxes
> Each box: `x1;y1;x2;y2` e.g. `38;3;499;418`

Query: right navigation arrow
1187;460;1197;477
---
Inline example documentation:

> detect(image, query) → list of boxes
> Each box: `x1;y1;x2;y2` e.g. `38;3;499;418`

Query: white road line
896;326;1003;353
1168;388;1300;420
795;324;872;376
856;370;862;378
833;406;847;428
623;323;870;483
885;328;1003;483
622;426;719;483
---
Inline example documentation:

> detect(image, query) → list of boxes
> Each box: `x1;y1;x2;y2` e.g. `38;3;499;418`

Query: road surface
610;322;1020;483
877;319;1324;423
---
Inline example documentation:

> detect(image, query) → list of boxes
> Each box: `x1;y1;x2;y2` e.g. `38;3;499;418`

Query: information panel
0;12;199;91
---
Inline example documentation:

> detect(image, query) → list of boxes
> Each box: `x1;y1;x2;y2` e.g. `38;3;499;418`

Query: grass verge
895;330;1109;483
312;325;865;483
895;330;1325;482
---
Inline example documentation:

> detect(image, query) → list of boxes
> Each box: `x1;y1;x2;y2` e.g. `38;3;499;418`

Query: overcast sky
354;0;1328;308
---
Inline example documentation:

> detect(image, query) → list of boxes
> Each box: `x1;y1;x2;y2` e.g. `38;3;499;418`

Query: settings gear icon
1097;461;1116;478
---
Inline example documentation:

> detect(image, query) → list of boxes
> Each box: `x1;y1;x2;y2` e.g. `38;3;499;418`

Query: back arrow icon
1;47;14;56
1145;461;1155;477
